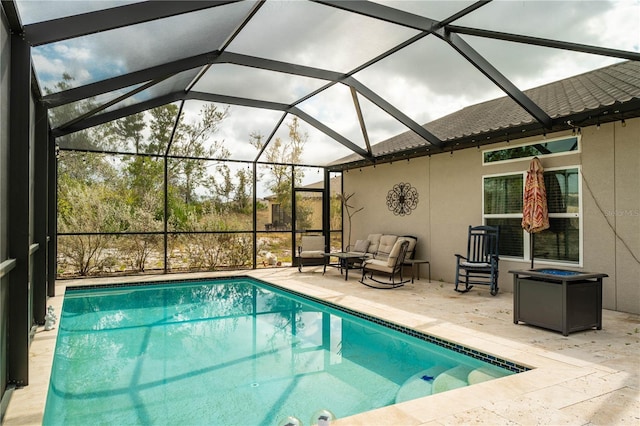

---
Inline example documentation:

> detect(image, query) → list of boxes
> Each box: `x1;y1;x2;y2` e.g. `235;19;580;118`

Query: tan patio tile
521;383;596;409
3;409;43;426
436;406;518;425
500;366;589;393
333;404;422;425
527;348;604;367
560;386;640;425
558;370;635;398
594;356;639;387
483;394;584;425
393;387;486;423
470;371;553;399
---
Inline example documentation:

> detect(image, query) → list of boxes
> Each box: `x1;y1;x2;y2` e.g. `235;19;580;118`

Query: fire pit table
509;268;608;336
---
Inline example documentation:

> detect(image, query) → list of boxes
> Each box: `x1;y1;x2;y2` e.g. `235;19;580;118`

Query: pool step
467;366;503;385
431;365;474;394
394;365;448;403
432;365;504;393
396;364;504;404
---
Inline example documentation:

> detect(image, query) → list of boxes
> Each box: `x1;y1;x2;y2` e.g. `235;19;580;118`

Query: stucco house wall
345;118;639;314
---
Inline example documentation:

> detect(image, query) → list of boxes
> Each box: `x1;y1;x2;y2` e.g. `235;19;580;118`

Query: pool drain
250;382;259;387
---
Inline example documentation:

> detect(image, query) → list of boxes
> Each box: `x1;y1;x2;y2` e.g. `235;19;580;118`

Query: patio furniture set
297;233;428;287
298;227;607;336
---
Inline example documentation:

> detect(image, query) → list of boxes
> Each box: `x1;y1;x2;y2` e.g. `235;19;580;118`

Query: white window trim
482;135;581;166
482;165;583;267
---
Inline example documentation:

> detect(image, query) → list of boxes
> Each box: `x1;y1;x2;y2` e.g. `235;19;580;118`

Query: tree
169;104;230;206
149;104;179;155
112;113;145;153
232;168;252;214
250;117;308;227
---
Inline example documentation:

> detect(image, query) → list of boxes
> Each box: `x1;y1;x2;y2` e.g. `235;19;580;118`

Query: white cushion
397;236;417;259
376;235;398;259
300;235;325;252
366;234;382;254
461;261;490;268
353;239;370;253
300;250;324;258
363;258;394;273
387;240;405;267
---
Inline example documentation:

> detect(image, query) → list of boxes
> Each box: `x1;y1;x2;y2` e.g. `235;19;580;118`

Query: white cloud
53;44;91;61
587;0;640;51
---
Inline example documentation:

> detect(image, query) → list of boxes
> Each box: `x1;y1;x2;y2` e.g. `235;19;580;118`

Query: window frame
482;165;583;267
482;135;581;166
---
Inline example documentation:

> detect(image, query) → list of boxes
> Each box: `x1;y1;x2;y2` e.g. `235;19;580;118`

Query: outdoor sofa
348;234;417;262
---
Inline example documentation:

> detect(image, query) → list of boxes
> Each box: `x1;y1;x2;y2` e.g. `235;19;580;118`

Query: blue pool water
44;278;524;425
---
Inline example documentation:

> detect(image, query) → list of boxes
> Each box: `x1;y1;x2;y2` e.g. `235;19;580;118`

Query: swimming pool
44;277;526;425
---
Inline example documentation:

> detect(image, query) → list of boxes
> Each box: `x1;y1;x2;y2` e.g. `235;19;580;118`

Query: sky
18;0;640;168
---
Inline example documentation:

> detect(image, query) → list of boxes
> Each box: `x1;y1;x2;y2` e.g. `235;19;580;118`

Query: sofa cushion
376;235;398;260
366;234;382;254
353;239;370;253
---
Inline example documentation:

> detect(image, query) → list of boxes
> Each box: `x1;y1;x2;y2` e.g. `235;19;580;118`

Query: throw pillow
353;239;370;253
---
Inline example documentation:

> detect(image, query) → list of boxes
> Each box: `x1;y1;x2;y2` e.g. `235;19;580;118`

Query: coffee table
323;252;366;280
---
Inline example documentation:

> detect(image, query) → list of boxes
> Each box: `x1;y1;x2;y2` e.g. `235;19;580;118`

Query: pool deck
3;267;639;425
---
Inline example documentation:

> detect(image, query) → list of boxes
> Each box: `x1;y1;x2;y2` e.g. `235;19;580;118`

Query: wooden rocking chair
454;225;500;295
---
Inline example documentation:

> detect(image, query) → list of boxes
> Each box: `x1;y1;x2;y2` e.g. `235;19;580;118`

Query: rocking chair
454;225;500;295
360;240;410;289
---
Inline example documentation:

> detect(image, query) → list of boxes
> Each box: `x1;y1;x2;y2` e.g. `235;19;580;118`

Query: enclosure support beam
436;29;553;129
323;168;331;252
290;166;297;263
252;162;258;270
8;33;32;386
24;1;240;46
33;101;49;324
163;158;169;274
47;133;57;297
345;78;443;147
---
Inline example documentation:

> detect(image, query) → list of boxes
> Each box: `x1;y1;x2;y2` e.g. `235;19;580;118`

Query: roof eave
330;98;640;172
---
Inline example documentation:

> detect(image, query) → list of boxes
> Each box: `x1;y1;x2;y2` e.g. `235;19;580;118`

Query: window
483;168;581;264
483;136;579;164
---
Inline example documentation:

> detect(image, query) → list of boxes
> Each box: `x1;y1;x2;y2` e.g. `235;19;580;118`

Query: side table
404;259;430;283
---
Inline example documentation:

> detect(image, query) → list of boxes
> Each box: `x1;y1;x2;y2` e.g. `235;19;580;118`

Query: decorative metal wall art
386;182;419;216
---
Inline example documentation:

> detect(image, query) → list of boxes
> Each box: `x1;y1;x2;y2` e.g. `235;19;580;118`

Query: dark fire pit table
509;268;608;336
